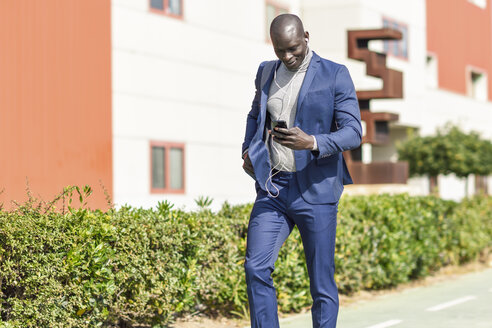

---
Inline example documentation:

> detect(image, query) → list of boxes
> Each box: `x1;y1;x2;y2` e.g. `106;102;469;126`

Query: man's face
271;31;308;70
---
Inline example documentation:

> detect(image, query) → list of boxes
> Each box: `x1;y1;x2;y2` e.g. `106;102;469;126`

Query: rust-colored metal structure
347;161;408;185
346;28;408;184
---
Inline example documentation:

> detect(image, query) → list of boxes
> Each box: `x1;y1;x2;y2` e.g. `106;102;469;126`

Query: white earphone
265;66;302;197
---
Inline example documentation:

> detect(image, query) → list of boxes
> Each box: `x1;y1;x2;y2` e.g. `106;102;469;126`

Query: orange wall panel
427;0;492;99
0;1;112;211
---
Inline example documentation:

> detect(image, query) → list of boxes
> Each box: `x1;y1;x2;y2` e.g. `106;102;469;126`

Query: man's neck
284;48;313;72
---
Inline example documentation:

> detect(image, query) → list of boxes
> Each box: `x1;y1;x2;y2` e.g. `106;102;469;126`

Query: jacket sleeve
313;65;362;158
241;62;265;157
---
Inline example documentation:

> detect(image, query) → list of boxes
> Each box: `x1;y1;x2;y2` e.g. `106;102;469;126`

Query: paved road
279;267;492;328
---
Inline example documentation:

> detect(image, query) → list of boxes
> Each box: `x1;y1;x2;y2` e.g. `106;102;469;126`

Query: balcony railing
347;161;409;184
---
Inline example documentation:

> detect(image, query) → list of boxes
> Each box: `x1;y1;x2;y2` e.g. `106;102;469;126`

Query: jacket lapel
259;60;281;124
296;51;321;113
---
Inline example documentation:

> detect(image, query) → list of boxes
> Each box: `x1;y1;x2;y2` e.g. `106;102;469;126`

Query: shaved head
270;14;305;40
269;14;310;70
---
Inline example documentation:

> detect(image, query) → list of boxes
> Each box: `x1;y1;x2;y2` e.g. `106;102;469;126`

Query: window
150;141;185;193
467;67;488;101
383;18;408;59
351;146;362;161
265;1;289;42
468;0;487;9
150;0;183;19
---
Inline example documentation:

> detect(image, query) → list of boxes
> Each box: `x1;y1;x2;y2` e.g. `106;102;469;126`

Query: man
241;14;362;328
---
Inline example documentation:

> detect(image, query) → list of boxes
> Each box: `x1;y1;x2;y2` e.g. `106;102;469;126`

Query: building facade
0;1;113;210
1;0;491;211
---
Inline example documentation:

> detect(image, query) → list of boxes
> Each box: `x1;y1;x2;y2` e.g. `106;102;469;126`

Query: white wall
112;0;491;209
302;0;492;200
111;0;300;210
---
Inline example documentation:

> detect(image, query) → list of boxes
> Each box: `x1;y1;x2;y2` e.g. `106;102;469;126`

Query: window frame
149;0;184;20
265;0;290;43
150;141;186;194
382;17;409;61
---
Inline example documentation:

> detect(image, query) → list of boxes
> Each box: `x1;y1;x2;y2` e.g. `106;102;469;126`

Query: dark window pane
170;148;183;189
375;121;389;135
151;0;164;10
351;146;362;162
152;146;165;188
168;0;182;15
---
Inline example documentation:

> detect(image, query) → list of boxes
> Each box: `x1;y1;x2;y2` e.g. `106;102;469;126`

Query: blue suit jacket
242;51;362;204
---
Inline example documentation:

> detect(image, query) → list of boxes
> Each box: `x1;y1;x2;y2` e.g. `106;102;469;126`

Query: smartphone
272;120;287;130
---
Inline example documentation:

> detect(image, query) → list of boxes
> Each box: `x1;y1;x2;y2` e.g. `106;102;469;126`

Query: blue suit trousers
245;171;339;328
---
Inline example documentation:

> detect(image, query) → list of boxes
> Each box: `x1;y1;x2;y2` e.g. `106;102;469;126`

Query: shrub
0;190;491;327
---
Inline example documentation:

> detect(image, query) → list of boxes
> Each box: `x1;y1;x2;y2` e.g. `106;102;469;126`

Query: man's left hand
270;127;314;150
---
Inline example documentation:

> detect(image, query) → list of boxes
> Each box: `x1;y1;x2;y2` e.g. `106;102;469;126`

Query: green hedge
0;193;491;327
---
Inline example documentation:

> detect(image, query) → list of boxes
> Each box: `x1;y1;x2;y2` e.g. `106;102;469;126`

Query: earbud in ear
305;38;309;42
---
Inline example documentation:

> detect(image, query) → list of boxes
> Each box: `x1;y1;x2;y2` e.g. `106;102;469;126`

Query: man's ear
304;31;310;43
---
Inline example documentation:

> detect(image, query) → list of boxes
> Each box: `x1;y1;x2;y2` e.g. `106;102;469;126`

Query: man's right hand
242;152;255;179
